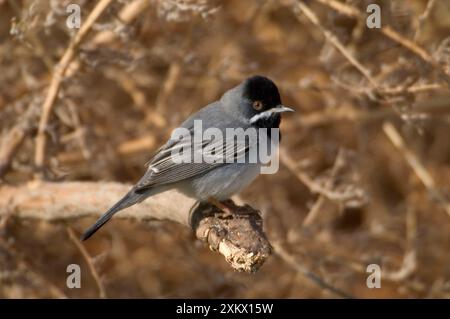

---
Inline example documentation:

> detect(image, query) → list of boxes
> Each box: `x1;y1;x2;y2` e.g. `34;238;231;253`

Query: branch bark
0;182;271;273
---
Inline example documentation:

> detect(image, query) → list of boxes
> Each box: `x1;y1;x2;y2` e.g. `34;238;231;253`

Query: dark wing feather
134;131;252;193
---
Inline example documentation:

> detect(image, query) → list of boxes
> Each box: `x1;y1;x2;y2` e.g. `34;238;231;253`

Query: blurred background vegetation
0;0;449;298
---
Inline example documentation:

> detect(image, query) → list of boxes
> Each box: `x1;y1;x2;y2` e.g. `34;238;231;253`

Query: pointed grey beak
249;104;295;124
272;105;295;113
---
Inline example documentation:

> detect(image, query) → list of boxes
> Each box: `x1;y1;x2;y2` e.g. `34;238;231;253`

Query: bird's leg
207;197;234;218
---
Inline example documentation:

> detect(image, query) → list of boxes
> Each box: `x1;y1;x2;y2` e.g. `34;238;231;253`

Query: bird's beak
249;104;295;124
272;105;295;113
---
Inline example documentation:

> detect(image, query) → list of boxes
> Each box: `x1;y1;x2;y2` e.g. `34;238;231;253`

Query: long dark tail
81;190;143;241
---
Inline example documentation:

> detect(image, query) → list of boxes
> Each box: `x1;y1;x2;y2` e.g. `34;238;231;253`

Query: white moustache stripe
249;110;275;124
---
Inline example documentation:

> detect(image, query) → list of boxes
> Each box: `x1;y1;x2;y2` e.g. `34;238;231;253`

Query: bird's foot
207;197;234;217
207;198;255;219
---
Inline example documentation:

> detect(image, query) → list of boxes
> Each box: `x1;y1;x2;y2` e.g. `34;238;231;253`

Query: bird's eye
252;100;263;111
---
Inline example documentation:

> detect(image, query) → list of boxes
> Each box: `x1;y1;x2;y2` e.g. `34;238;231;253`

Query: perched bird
81;75;294;240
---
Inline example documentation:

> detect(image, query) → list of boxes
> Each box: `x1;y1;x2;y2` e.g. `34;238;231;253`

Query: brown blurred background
0;0;449;298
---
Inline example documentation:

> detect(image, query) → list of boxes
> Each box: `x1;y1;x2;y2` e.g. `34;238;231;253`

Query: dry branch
302;148;346;226
294;0;450;219
0;103;39;178
34;0;114;176
66;227;107;298
312;0;450;84
383;122;450;217
34;0;152;177
90;0;151;46
272;241;352;298
280;148;357;202
295;1;377;88
0;182;271;273
383;207;417;281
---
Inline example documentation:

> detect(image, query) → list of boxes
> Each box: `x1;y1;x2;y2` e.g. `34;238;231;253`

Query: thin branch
62;0;152;79
303;149;346;226
34;0;114;177
383;122;450;217
313;0;450;84
293;1;449;218
280;148;356;202
383;207;417;281
144;61;180;126
295;1;378;88
379;83;447;95
66;227;107;298
90;0;151;46
413;0;436;42
56;135;156;164
272;241;353;299
0;103;38;178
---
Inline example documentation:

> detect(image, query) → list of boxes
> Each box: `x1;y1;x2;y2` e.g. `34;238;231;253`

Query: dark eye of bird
252;100;263;111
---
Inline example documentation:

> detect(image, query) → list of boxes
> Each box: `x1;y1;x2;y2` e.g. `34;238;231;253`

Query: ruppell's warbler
81;75;294;240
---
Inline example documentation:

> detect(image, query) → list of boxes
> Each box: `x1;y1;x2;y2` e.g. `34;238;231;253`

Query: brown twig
272;241;353;298
56;135;156;164
34;0;114;178
303;148;346;226
144;62;180;126
280;148;357;202
295;1;378;88
66;227;107;298
293;1;449;219
0;103;39;178
413;0;436;42
295;94;450;129
383;207;417;281
312;0;450;84
90;0;151;46
62;0;152;80
383;122;450;217
379;83;447;95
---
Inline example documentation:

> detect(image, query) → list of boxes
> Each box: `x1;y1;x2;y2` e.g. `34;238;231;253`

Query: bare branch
303;149;346;226
34;0;114;177
0;182;271;273
66;227;107;298
0;103;39;178
383;208;417;281
280;148;358;202
295;1;378;88
273;241;353;299
383;122;450;217
313;0;450;84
